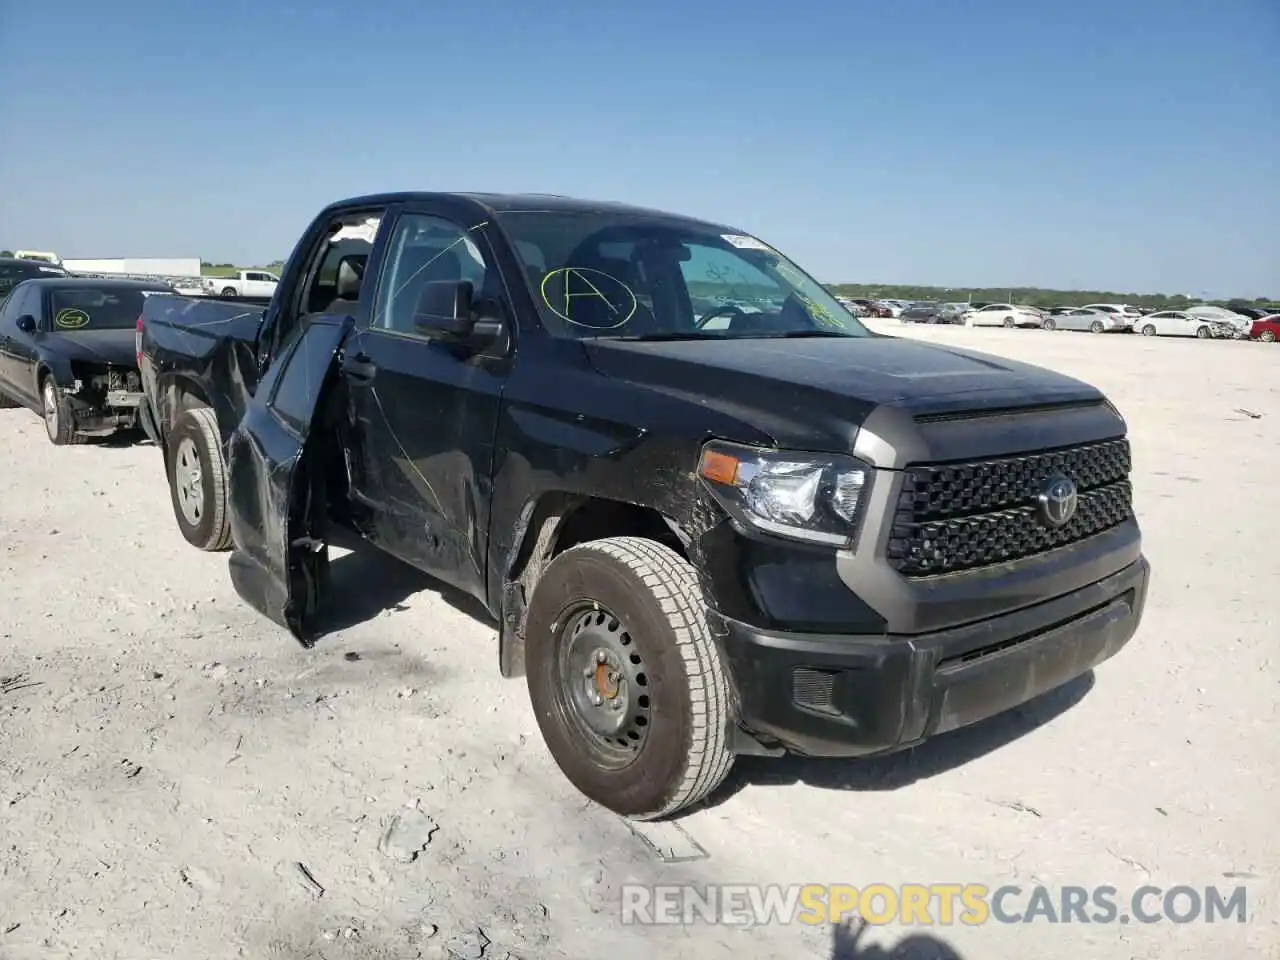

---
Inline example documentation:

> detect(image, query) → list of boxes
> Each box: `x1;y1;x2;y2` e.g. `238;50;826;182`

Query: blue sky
1;0;1276;297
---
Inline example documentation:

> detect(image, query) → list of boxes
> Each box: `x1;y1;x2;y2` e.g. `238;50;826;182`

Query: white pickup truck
201;269;279;298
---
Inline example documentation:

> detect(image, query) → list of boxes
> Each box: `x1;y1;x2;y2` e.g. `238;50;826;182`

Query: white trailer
62;257;203;278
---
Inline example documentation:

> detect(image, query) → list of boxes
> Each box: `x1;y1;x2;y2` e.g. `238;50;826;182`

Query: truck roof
326;192;741;234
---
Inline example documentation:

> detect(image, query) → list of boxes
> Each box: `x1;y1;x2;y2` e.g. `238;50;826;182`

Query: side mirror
16;315;36;333
413;280;476;341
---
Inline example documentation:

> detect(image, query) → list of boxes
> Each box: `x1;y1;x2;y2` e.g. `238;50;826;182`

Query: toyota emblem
1038;474;1078;527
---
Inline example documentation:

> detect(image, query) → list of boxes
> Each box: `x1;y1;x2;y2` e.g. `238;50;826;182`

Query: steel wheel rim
174;437;204;525
43;382;58;439
556;603;652;769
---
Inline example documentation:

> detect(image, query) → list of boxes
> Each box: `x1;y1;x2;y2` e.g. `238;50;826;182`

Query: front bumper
715;555;1150;758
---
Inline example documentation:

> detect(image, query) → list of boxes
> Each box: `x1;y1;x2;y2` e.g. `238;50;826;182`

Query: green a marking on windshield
54;308;90;329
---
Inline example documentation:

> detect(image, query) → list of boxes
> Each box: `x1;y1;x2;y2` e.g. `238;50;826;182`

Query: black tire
1141;324;1156;337
1262;330;1276;343
220;286;237;297
525;536;734;820
1196;325;1210;339
41;375;85;445
166;405;232;551
1090;320;1105;334
1003;317;1015;328
1043;318;1056;331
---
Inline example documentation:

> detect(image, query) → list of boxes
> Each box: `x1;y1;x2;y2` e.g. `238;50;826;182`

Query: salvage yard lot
1;324;1275;960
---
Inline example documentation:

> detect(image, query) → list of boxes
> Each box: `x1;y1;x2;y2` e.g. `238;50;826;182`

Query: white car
1135;311;1219;339
1184;305;1252;338
965;303;1043;328
1041;308;1130;333
1082;303;1143;328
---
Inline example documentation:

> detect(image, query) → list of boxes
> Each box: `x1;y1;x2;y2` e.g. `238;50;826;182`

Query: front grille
887;438;1133;577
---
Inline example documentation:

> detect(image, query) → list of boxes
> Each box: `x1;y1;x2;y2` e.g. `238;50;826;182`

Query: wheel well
499;496;690;679
552;499;685;560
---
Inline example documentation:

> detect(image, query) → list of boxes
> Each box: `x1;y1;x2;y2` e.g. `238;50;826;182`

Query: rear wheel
1141;324;1156;337
1003;316;1016;328
1196;325;1210;339
42;377;84;445
220;286;237;297
1262;330;1276;343
1090;320;1105;334
166;405;232;551
1042;318;1056;331
525;536;735;820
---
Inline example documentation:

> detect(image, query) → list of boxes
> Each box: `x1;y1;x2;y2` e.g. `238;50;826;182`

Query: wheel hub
174;438;203;524
559;606;652;763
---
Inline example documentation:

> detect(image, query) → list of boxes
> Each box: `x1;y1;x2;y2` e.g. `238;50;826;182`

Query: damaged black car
138;193;1150;820
0;277;170;444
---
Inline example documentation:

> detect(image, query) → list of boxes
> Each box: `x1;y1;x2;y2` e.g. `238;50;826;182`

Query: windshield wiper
764;329;858;338
596;331;731;342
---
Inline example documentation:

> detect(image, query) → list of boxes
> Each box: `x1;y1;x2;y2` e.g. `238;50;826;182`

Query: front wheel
525;537;735;820
1141;324;1156;337
1003;317;1016;328
1042;318;1056;331
1196;325;1210;339
1262;330;1276;343
1090;320;1105;334
166;406;232;551
42;377;84;445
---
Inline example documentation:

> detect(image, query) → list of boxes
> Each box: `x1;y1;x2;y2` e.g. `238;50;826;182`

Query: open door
225;315;354;644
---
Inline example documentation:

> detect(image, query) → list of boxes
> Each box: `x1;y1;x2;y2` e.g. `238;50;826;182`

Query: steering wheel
694;305;747;330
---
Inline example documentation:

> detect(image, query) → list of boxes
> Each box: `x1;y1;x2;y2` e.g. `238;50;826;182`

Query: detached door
225;314;354;643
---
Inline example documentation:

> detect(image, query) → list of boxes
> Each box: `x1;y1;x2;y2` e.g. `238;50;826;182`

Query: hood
43;328;137;367
583;334;1104;452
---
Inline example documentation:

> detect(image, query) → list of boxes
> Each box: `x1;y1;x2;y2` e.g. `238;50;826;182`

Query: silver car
1042;308;1131;333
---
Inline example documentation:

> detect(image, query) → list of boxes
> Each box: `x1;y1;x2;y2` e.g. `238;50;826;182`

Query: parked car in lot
137;191;1149;819
1081;303;1142;328
202;269;280;298
964;303;1043;328
0;256;68;296
1248;315;1280;342
936;302;972;324
1184;305;1252;339
850;298;892;318
1042;308;1131;334
900;301;940;322
0;277;170;443
1135;311;1219;339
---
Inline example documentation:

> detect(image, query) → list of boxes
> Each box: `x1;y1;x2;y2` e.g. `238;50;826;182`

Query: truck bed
138;293;273;447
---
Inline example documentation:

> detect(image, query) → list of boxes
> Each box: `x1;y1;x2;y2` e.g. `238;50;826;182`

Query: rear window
48;287;150;331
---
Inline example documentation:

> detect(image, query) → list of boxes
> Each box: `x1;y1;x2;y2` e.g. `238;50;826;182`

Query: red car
1249;315;1280;342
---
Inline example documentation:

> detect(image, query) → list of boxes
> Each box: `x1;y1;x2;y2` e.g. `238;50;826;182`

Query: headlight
697;440;871;546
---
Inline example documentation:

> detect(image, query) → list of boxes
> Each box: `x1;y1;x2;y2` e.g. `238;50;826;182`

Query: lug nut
591;694;603;706
596;651;607;663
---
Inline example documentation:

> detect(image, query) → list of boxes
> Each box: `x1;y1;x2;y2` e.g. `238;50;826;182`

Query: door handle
341;351;378;385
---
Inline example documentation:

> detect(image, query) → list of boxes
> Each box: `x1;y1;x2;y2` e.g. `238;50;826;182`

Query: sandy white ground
1;323;1275;960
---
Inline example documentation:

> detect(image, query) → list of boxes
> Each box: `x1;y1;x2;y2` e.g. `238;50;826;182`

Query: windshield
48;287;151;331
493;212;870;340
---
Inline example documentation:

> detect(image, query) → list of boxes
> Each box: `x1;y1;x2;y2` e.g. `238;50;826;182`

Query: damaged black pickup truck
137;192;1150;819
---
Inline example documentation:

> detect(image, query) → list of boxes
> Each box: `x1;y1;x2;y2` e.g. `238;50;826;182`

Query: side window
371;213;489;337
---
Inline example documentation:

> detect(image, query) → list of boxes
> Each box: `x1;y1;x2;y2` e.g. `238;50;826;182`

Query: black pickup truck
137;192;1150;819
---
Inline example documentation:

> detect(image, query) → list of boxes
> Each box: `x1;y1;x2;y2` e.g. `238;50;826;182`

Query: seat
327;254;367;315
